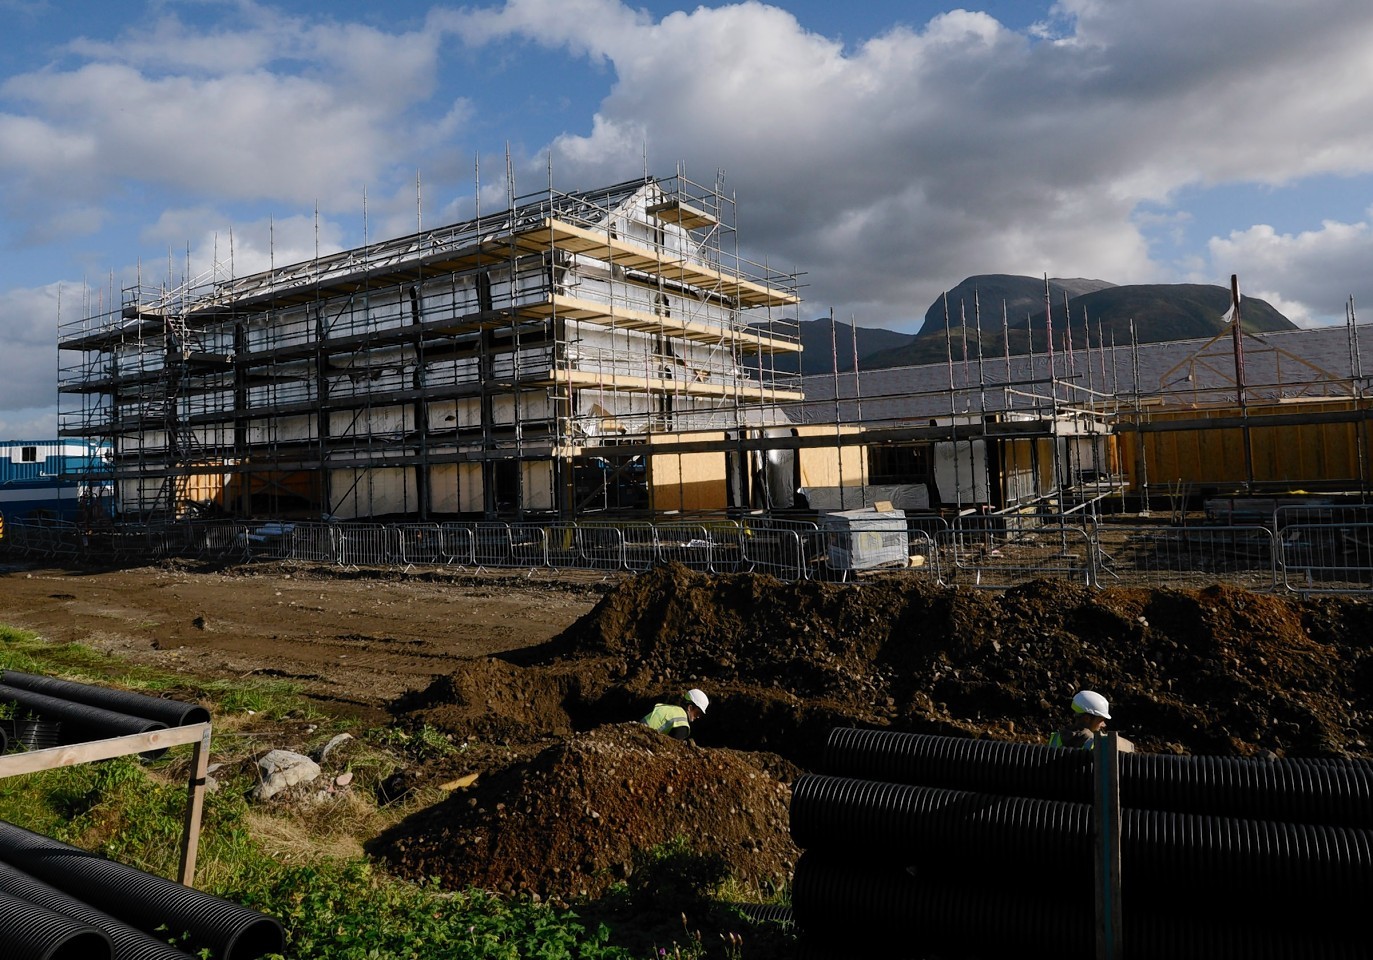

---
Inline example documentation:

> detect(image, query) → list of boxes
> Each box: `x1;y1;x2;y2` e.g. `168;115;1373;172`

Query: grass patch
0;625;123;678
199;676;320;721
0;623;792;958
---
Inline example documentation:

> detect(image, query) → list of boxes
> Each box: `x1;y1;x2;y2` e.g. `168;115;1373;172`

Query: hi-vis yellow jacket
642;703;692;740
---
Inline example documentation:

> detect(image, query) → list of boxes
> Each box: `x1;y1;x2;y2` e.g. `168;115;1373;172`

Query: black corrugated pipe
823;727;1373;827
0;672;209;728
0;684;168;760
793;851;1369;960
0;888;114;960
0;722;9;754
0;861;194;960
789;774;1373;918
0;821;284;960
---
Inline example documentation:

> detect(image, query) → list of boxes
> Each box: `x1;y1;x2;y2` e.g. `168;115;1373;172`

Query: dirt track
0;560;611;719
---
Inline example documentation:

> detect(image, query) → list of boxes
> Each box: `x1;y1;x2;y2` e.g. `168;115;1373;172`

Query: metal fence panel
1279;522;1373;594
936;522;1095;588
1275;503;1373;531
1092;524;1278;591
191;521;248;560
906;529;939;582
617;522;657;572
239;522;296;561
543;522;582;570
509;524;550;567
338;524;388;567
439;523;476;566
575;523;628;570
395;524;445;566
288;522;340;564
652;523;716;572
741;519;812;581
473;523;514;568
7;520;80;559
157;523;198;559
704;521;746;574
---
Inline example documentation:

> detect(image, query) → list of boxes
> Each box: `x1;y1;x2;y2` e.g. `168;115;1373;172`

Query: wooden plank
541;368;805;402
0;723;210;777
646;199;718;230
510;219;801;308
516;293;801;355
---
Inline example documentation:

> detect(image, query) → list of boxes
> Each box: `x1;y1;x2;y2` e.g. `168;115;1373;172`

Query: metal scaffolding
58;171;802;521
56;171;1373;528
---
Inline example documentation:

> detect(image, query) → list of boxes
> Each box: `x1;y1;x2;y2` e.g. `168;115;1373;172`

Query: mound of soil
371;722;798;902
379;565;1373;902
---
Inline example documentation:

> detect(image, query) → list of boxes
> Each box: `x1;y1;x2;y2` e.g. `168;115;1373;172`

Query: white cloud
0;2;461;231
0;284;66;425
462;0;1373;325
139;207;349;281
1207;217;1373;327
0;408;59;438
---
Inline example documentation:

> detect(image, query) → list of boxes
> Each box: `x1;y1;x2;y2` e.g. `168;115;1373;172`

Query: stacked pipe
0;822;283;960
790;728;1373;959
0;861;193;960
0;674;283;959
0;671;212;760
0;888;113;960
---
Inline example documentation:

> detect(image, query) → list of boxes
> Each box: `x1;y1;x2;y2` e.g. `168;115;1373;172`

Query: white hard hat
686;688;709;714
1071;690;1111;720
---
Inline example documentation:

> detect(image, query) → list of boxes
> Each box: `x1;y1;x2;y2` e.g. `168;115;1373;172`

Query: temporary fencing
937;518;1095;588
9;509;1373;593
1092;524;1280;592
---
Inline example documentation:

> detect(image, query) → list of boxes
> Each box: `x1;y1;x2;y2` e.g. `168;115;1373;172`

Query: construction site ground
2;557;1372;953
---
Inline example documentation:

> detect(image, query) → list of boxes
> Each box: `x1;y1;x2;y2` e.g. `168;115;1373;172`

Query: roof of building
795;323;1371;426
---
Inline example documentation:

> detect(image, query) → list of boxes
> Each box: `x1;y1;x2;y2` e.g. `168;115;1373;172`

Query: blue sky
3;0;1373;436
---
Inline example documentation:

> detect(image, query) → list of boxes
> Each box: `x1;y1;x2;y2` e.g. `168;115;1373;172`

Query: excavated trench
371;564;1373;904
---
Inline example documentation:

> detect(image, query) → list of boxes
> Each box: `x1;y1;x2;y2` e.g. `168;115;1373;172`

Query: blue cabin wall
0;440;113;522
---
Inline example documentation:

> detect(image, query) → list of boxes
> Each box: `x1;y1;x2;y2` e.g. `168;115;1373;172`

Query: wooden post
0;723;214;887
178;723;213;887
1095;730;1123;960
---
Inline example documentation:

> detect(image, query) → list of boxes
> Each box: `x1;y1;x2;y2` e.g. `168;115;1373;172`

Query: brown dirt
0;560;607;721
3;557;1373;908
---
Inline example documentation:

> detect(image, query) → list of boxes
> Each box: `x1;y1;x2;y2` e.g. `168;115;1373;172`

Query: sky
3;0;1373;437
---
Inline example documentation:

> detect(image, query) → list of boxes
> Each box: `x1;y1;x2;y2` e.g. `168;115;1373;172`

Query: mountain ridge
785;276;1297;374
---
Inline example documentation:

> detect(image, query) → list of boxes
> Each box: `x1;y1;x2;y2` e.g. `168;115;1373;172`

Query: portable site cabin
0;440;112;527
58;174;812;521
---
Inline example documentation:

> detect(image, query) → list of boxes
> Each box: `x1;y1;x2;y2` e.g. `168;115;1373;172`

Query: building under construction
57;165;1373;526
58;173;840;521
800;313;1373;517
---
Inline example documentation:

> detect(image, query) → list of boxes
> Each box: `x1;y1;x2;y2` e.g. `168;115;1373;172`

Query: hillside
912;275;1118;336
800;276;1297;372
768;319;914;375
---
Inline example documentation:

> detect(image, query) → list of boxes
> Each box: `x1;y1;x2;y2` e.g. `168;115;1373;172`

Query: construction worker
642;688;709;740
1049;689;1135;752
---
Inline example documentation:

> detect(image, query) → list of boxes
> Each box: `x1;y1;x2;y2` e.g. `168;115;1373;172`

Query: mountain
853;277;1297;370
912;275;1117;337
770;319;916;374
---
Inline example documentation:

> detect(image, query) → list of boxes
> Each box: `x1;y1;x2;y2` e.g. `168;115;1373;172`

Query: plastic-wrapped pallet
819;509;908;571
